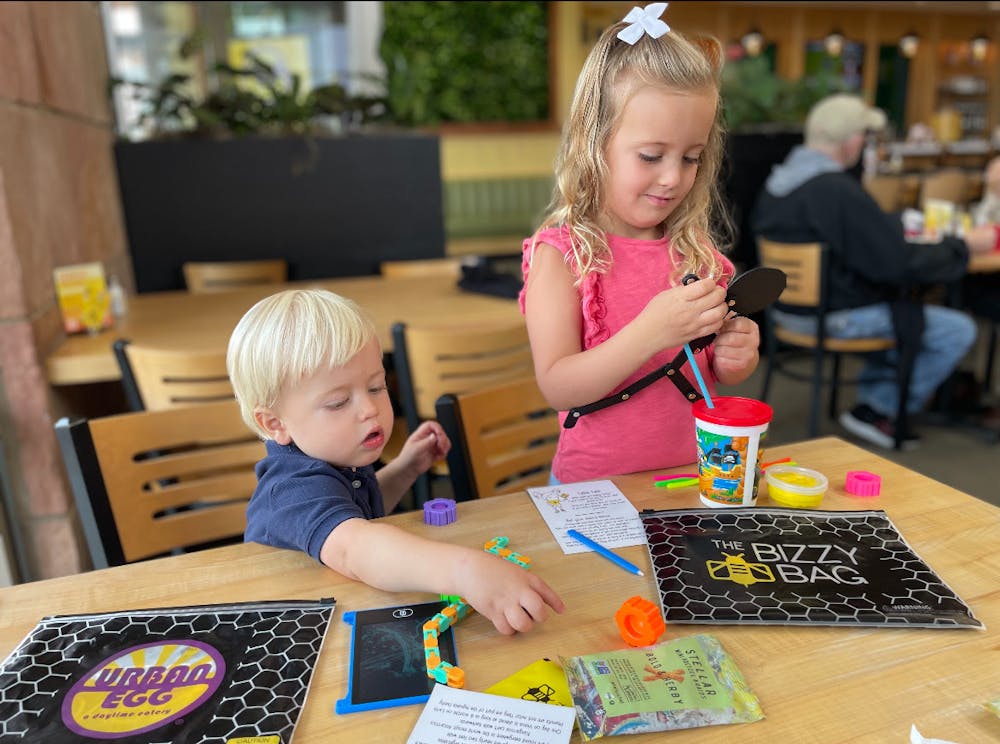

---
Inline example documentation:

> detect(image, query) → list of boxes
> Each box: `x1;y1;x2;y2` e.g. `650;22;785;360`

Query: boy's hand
398;420;450;477
712;316;760;384
456;552;565;635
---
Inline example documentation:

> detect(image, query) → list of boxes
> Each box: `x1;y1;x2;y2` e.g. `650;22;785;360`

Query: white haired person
753;94;994;449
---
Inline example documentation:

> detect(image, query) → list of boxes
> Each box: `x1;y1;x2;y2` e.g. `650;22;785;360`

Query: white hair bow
617;3;670;45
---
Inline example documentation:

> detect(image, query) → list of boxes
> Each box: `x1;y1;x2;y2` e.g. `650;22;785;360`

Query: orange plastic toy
615;596;665;647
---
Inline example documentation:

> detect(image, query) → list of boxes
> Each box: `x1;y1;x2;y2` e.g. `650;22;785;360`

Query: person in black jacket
752;94;990;450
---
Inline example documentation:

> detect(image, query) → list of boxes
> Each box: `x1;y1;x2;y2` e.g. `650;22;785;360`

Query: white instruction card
527;479;645;554
406;684;575;744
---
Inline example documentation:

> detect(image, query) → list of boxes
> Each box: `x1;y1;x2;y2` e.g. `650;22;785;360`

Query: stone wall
0;1;131;579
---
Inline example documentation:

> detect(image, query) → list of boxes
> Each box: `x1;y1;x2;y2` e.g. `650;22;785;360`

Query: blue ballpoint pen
567;529;644;576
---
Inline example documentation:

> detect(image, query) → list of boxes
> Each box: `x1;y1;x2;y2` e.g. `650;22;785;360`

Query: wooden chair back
380;258;462;280
182;260;287;293
114;339;232;411
919;169;970;208
863;175;903;212
55;400;264;568
757;239;823;308
436;376;559;501
391;320;534;429
391;320;533;505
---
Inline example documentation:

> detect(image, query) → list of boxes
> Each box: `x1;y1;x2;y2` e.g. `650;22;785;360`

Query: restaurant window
379;1;550;127
101;1;382;139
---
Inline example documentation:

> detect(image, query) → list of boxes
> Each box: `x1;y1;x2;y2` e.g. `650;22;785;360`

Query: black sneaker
839;404;921;451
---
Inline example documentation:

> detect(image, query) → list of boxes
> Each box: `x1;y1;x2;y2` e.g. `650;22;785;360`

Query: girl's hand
455;552;565;635
712;316;760;385
640;278;729;352
397;420;450;477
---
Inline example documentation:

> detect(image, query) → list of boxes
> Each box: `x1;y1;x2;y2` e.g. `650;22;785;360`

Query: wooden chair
113;339;232;411
380;258;462;280
54;400;264;569
391;320;534;504
182;259;287;293
756;238;909;448
919;169;970;208
863;175;904;212
436;376;559;501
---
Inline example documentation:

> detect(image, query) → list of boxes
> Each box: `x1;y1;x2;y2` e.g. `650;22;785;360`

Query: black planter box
114;133;446;293
723;128;803;269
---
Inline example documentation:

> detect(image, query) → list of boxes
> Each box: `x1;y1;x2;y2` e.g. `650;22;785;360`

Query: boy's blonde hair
533;22;729;284
226;288;377;438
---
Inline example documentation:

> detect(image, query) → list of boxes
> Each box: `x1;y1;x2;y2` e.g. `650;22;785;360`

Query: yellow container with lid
765;465;829;508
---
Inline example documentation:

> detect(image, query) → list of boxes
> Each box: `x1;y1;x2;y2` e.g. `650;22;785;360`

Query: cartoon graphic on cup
693;397;773;508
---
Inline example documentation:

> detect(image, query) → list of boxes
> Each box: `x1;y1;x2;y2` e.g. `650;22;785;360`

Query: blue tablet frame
335;601;459;714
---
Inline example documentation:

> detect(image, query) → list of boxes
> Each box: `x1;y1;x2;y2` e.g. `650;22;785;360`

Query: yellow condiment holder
765;465;829;508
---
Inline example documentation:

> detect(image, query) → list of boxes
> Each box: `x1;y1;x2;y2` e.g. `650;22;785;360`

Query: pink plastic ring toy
845;470;881;497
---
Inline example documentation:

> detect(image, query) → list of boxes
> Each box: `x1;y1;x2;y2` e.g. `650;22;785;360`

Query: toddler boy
227;289;564;634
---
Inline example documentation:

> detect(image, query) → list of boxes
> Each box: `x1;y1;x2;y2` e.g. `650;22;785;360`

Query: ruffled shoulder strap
518;227;572;314
519;227;609;348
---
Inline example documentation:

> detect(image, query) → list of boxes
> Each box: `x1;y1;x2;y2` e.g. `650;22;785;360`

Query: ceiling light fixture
899;31;919;59
824;29;845;57
741;28;765;57
971;32;990;62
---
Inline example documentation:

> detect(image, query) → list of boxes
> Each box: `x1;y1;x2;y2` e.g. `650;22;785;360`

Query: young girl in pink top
520;4;760;483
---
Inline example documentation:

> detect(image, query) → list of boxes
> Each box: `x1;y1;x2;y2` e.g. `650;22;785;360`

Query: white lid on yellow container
765;465;829;508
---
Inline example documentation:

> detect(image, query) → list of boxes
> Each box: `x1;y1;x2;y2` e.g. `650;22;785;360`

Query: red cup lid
693;396;772;426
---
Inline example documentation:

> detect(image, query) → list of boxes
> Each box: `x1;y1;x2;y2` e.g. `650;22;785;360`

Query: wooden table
45;275;522;386
2;437;998;742
969;249;1000;274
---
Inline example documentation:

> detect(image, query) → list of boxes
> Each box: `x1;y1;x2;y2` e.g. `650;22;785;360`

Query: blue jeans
771;304;976;416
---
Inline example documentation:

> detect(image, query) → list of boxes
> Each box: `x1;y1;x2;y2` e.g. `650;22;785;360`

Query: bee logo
521;684;557;703
707;552;775;586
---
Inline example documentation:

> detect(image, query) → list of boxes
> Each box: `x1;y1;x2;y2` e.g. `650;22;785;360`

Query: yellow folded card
485;658;573;707
53;262;112;334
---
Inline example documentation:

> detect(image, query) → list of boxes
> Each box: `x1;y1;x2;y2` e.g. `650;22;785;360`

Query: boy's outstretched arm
376;420;450;512
319;519;565;635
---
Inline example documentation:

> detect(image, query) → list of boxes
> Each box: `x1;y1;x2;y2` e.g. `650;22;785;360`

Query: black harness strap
563;340;710;429
561;267;786;430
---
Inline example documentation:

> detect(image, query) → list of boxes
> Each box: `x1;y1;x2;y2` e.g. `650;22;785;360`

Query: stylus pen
567;529;644;577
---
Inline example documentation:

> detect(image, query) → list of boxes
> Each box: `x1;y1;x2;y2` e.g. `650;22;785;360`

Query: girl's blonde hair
534;21;730;284
226;289;377;438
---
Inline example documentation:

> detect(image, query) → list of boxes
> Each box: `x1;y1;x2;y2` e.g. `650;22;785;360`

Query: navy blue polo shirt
245;440;385;563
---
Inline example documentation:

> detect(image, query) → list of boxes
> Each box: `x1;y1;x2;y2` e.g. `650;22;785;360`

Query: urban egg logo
61;640;225;739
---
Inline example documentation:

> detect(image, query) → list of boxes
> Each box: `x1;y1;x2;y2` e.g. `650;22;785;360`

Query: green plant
721;56;847;131
109;34;389;139
380;1;549;126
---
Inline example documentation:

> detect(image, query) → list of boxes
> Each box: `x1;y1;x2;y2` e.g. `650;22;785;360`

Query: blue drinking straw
683;343;714;408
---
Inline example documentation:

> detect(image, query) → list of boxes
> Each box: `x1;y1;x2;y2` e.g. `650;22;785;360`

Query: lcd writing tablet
335;600;458;714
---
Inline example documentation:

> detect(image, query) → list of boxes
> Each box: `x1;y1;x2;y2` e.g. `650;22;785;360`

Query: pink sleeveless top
520;227;735;482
